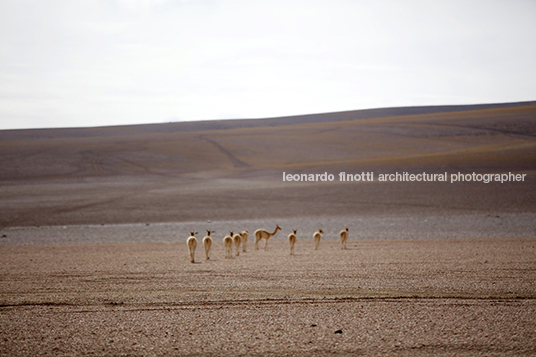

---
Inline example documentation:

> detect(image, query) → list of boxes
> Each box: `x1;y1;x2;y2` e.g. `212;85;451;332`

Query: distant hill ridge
1;100;535;140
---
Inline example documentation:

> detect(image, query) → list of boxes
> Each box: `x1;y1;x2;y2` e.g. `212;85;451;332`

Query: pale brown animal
288;229;297;255
241;230;249;252
340;228;349;249
223;231;234;259
187;231;197;263
313;229;324;250
202;230;212;260
233;232;242;256
254;225;281;251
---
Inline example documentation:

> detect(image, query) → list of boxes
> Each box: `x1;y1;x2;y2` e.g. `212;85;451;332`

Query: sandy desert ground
1;102;535;355
1;235;535;356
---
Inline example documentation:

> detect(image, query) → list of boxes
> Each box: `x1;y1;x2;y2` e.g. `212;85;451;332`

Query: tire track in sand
200;135;249;168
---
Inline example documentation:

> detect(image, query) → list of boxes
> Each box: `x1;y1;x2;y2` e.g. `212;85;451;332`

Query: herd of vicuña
186;225;349;263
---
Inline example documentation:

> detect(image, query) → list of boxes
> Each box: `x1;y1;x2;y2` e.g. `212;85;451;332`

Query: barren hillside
1;102;534;227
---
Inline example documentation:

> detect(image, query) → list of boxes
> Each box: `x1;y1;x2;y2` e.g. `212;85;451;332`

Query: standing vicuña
233;232;242;256
340;228;349;249
313;229;323;250
241;230;249;252
187;231;197;263
203;230;212;260
254;225;281;251
223;232;233;259
288;229;297;255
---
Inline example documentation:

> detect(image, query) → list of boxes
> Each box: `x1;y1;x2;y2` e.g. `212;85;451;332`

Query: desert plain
1;102;535;356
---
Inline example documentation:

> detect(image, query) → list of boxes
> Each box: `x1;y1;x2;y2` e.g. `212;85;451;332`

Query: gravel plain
1;218;536;356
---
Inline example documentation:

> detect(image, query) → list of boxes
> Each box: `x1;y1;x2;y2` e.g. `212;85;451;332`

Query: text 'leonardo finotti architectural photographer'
282;172;527;183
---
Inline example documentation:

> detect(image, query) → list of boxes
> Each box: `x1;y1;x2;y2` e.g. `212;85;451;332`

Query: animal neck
271;226;280;235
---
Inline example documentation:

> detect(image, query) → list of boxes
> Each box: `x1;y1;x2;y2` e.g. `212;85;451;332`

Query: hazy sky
1;0;535;130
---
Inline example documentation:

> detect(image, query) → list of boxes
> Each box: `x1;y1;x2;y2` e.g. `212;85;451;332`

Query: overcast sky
1;0;535;130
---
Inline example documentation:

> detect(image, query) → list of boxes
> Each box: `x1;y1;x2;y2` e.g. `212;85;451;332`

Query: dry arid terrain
1;102;535;356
